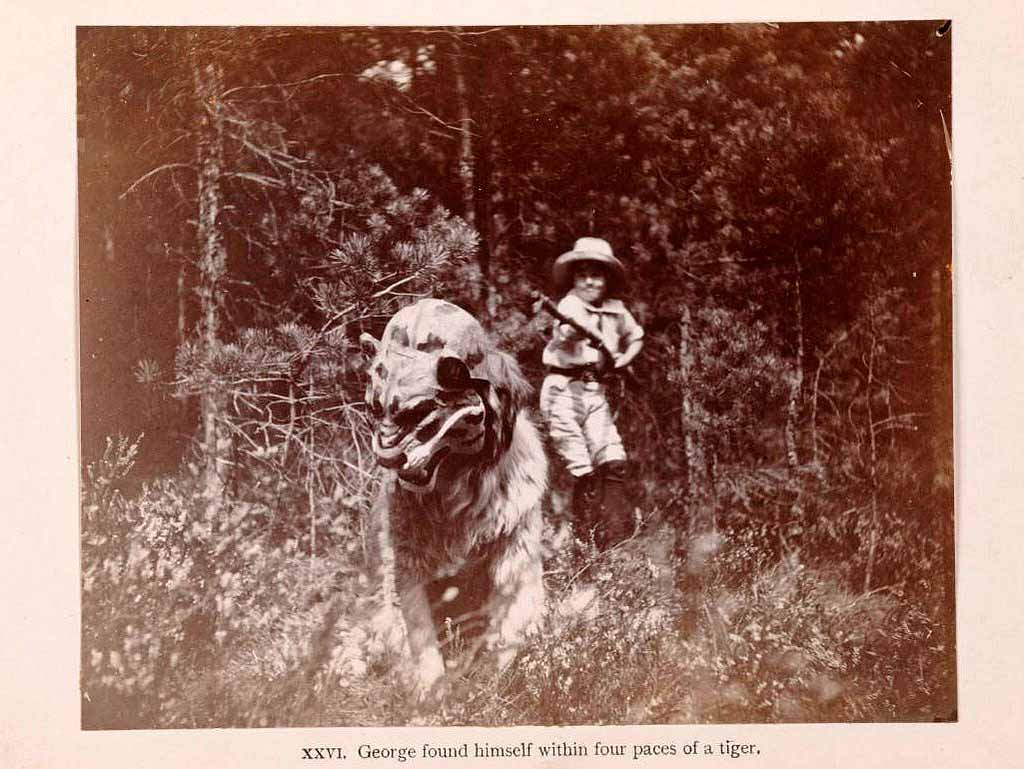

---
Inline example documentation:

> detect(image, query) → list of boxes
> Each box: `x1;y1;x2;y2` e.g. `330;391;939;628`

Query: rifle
531;291;638;385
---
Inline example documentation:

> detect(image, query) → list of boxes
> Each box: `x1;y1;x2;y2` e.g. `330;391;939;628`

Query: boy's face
572;263;607;304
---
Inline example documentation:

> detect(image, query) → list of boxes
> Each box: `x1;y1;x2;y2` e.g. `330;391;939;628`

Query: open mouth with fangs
372;401;486;493
396;445;452;491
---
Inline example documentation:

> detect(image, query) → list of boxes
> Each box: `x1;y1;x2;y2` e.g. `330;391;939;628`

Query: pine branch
119;163;195;200
221;71;358;100
224;171;285;188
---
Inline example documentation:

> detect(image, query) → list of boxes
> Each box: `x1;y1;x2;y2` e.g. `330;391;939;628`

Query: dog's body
361;299;547;696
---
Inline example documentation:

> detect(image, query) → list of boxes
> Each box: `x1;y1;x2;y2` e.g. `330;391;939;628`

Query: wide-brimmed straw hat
551;237;626;292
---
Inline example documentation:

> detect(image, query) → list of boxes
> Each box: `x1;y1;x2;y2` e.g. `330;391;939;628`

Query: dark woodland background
78;23;954;728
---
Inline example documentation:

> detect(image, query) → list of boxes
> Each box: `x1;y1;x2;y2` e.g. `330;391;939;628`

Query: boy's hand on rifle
614;339;644;371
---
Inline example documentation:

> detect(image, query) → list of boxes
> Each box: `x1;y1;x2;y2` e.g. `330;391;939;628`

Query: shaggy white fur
362;300;548;700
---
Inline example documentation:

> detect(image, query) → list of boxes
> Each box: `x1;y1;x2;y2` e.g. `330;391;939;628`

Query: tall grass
81;438;954;728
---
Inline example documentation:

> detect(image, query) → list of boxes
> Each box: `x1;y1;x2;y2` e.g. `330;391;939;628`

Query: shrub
82;438;953;728
420;522;954;726
81;436;375;728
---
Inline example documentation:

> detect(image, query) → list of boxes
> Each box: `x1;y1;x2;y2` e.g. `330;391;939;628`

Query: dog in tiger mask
360;298;547;699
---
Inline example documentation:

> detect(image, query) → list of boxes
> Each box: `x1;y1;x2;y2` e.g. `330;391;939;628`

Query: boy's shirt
542;293;644;369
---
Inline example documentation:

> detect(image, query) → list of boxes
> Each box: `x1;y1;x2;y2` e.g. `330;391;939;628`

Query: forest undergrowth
80;435;955;729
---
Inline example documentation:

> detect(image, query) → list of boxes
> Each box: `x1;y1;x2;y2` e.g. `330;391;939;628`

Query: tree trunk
675;308;722;601
176;257;187;350
863;322;881;593
678;309;713;540
475;133;498;318
449;29;491;315
785;251;805;469
450;29;476;231
192;51;230;500
782;251;808;553
810;330;846;473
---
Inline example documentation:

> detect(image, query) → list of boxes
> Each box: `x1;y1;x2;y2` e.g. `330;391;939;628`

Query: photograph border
3;0;1023;766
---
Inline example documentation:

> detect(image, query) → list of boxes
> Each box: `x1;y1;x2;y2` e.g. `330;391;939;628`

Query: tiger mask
361;300;522;493
360;298;547;701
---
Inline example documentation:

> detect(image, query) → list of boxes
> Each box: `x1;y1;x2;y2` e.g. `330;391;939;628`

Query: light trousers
540;375;626;477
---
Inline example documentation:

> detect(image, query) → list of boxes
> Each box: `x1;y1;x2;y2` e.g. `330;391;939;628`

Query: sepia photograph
76;22;955;731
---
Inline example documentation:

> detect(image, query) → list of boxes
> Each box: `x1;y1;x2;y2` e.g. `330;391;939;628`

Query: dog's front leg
398;580;445;700
487;510;546;671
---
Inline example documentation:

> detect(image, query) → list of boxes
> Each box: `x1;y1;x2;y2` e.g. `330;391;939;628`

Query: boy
540;237;644;549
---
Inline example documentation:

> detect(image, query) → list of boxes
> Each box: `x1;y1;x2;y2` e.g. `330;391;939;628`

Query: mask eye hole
395;400;435;429
436;355;472;390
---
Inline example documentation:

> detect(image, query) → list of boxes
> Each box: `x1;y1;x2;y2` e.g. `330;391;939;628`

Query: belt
547;365;604;383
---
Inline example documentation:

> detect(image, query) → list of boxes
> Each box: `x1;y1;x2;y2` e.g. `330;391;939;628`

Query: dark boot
595;461;634;550
571;472;600;544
